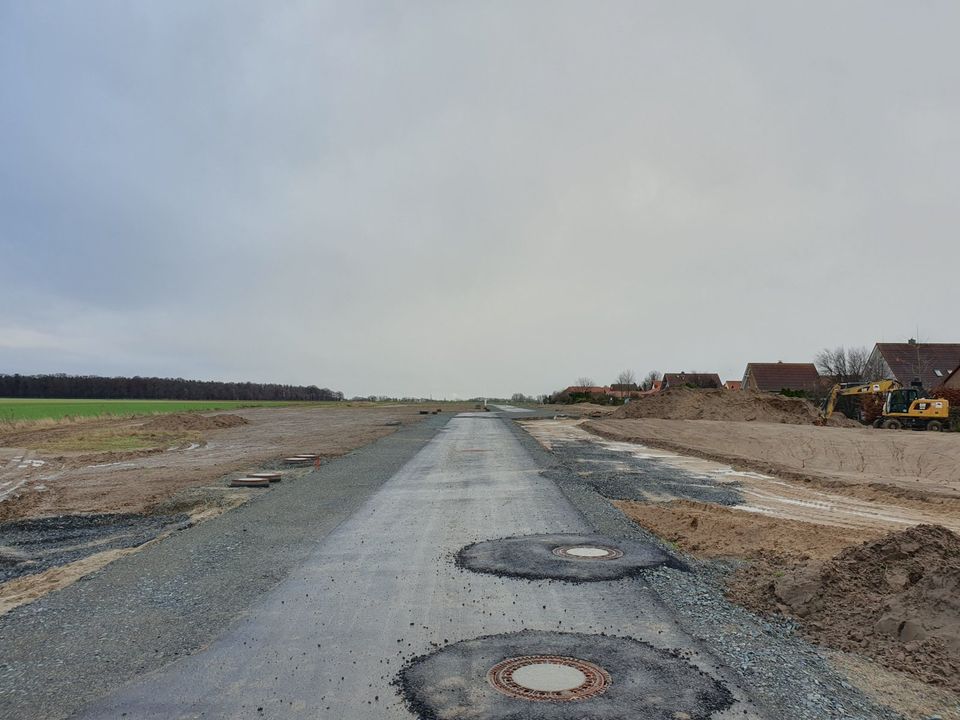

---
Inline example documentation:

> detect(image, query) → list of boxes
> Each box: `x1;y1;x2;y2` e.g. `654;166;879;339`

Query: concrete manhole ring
552;545;624;561
397;630;733;720
456;533;681;582
487;654;611;702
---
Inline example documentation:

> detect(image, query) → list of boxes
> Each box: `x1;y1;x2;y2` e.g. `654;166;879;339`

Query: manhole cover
552;545;624;561
456;533;680;582
398;630;734;720
488;655;610;702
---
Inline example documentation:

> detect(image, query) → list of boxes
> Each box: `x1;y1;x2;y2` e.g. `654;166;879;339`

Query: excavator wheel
927;420;943;432
882;419;902;430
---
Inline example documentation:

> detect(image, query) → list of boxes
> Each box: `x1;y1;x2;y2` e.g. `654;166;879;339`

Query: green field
0;398;314;422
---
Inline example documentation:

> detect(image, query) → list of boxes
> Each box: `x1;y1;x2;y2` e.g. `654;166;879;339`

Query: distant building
942;364;960;389
866;342;960;390
724;380;742;391
661;372;723;389
558;385;610;398
741;362;821;394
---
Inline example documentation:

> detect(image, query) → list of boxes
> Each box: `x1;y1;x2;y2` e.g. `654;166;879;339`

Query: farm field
0;398;339;422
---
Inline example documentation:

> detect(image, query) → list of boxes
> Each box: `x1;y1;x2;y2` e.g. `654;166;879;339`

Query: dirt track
585;417;960;501
0;405;436;521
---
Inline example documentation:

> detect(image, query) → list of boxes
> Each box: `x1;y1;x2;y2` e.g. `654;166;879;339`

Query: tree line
0;374;343;402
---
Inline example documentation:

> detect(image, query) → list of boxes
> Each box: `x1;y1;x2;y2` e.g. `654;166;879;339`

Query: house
865;342;960;390
943;364;960;389
558;385;609;398
724;380;742;391
608;383;645;399
661;372;723;389
741;362;821;394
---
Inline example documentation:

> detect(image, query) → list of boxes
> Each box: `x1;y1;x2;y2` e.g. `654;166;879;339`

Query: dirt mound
616;499;877;561
734;524;960;692
139;413;249;432
611;387;822;424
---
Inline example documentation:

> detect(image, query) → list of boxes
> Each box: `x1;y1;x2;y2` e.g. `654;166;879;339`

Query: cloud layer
3;2;959;397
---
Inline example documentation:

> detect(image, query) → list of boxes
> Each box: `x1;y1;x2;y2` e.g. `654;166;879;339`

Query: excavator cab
885;388;920;414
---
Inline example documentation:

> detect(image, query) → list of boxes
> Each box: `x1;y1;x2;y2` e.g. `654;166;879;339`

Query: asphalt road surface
74;412;761;719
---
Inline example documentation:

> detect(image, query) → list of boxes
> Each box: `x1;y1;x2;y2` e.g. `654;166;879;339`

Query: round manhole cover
398;630;733;719
488;655;610;702
456;533;680;582
552;545;624;561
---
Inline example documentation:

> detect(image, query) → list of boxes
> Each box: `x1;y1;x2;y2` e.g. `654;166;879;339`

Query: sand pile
738;524;960;691
611;387;829;424
139;413;249;432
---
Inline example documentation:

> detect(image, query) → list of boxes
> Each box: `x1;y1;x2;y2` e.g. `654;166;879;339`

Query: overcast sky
2;3;958;399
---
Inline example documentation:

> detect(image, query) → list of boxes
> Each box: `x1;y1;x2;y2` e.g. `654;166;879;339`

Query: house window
934;369;944;377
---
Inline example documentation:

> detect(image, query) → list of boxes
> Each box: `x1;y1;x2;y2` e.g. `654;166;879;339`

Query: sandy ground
0;404;442;521
522;418;960;716
529;420;960;534
586;417;960;502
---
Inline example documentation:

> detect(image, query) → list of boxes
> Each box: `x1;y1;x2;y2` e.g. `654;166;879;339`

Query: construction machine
822;379;901;420
822;379;949;431
877;390;949;431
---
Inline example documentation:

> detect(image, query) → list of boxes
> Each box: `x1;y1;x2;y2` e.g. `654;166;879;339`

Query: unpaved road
584;418;960;501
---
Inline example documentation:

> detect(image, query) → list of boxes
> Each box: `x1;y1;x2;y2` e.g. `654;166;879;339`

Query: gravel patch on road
507;418;902;720
456;532;679;582
0;414;450;720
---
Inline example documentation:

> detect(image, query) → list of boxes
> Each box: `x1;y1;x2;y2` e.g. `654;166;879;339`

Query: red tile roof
873;343;960;390
743;363;820;392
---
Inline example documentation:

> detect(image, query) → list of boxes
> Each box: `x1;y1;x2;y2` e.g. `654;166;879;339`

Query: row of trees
0;374;343;402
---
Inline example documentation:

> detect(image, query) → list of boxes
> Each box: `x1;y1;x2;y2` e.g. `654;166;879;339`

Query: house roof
562;386;609;395
943;364;960;388
874;343;960;389
662;372;722;389
744;363;820;392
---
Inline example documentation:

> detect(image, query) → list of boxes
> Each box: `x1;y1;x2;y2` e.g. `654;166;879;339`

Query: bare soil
611;386;847;424
0;405;434;521
615;499;879;560
730;525;960;695
558;415;960;710
585;417;960;503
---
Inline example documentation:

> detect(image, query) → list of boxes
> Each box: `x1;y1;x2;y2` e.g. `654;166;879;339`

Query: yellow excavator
822;379;950;431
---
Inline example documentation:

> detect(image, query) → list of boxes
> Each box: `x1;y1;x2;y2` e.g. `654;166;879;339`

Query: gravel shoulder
0;413;450;720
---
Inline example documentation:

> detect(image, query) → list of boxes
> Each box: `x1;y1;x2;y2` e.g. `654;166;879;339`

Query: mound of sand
612;387;834;424
139;413;249;432
616;499;877;561
735;524;960;691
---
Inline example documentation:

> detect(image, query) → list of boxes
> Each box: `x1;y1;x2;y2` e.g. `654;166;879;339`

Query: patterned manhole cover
552;545;624;561
488;655;610;702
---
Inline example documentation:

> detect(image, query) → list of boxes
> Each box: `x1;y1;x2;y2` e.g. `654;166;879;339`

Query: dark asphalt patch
0;513;187;583
397;630;734;720
456;533;685;582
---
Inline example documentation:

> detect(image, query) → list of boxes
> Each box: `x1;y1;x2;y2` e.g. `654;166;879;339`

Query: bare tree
575;376;595;389
642;370;662;390
615;369;637;389
815;346;869;384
